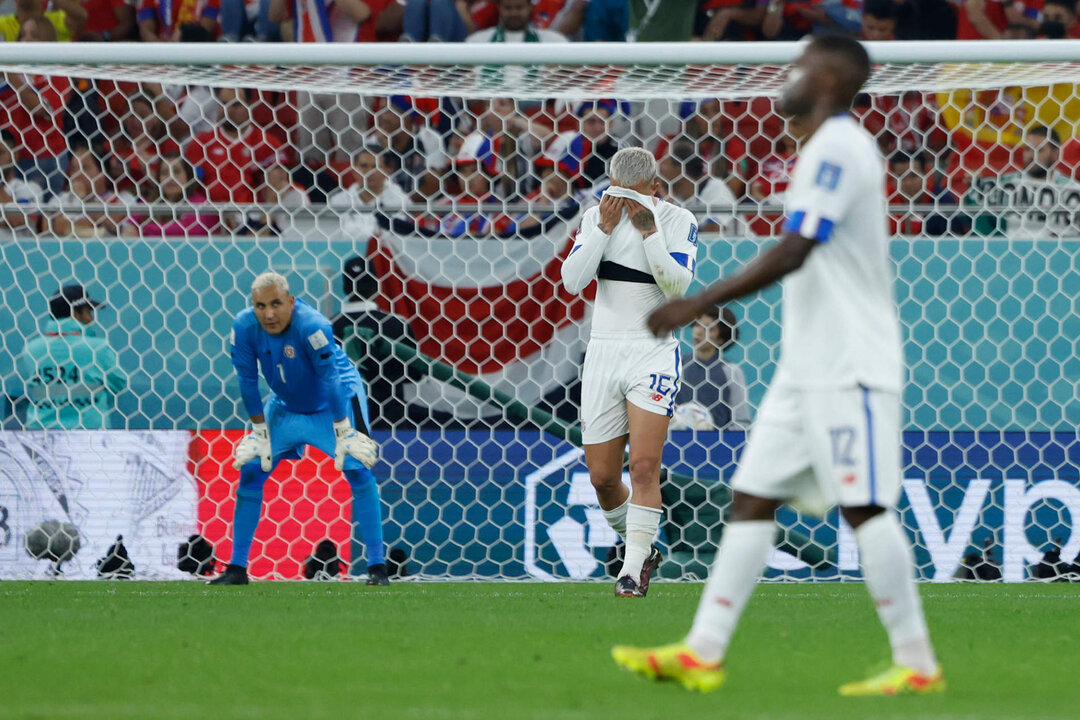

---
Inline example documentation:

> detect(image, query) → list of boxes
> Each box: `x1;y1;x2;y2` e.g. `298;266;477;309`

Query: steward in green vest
17;285;127;429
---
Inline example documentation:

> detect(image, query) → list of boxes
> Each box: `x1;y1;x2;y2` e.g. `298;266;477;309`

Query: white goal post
1;40;1079;97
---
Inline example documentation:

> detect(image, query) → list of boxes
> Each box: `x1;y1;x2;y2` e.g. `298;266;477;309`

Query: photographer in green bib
17;285;127;429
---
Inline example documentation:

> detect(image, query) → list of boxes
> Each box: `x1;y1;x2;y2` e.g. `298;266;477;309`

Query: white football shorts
731;383;902;511
580;334;681;445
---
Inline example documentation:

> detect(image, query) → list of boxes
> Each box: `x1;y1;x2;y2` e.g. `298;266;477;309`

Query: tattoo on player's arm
631;210;655;232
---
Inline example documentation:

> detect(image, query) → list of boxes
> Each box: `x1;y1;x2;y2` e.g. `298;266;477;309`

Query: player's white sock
855;512;938;676
685;520;775;663
602;496;630;536
619;504;661;580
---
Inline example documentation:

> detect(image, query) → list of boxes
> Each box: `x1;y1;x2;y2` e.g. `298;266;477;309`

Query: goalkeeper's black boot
207;563;249;585
366;563;390;586
638;545;663;596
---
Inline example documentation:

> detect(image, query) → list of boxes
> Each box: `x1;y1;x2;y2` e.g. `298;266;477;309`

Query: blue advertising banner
377;430;1080;582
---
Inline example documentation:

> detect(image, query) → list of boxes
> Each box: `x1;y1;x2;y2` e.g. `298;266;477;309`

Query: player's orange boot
839;664;945;696
611;643;725;693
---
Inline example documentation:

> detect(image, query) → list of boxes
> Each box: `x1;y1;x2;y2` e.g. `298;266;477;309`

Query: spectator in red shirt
270;0;390;41
956;0;1038;39
3;18;71;197
108;89;181;197
78;0;136;40
761;0;862;39
1002;21;1036;36
695;0;765;41
854;90;947;160
184;86;287;205
138;0;222;41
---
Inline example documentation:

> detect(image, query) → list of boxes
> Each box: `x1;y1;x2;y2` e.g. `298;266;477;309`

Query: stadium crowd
0;0;1079;240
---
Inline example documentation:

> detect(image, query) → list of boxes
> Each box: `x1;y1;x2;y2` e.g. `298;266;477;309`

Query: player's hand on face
333;419;378;470
623;199;657;238
647;298;701;337
598;195;625;234
233;422;272;472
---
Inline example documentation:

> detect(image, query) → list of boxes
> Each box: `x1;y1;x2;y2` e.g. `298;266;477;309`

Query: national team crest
284;345;295;358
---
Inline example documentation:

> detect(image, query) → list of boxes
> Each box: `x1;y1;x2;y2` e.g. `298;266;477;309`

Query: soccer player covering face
208;272;389;586
561;147;699;597
612;36;944;695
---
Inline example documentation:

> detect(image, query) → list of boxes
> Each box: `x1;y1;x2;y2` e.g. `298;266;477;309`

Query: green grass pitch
1;582;1076;719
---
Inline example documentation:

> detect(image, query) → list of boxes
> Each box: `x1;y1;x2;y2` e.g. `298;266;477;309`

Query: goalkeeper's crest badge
284;345;295;358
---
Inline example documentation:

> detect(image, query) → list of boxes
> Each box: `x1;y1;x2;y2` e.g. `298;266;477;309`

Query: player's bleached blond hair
251;272;290;295
609;147;659;188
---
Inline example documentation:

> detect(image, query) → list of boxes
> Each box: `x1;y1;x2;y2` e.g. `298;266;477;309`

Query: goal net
1;41;1078;582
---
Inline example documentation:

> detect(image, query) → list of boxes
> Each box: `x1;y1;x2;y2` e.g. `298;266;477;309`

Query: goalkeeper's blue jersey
231;298;363;419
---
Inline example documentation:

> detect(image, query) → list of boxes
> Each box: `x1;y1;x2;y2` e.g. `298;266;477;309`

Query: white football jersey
777;114;902;392
561;191;698;338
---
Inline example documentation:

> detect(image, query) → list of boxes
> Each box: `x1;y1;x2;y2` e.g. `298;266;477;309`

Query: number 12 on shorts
830;426;857;467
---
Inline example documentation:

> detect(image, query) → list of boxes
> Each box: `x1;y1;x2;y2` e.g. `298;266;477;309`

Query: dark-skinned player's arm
646;233;817;337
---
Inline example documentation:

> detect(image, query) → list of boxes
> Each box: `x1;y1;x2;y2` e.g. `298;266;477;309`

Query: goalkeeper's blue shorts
263;386;371;470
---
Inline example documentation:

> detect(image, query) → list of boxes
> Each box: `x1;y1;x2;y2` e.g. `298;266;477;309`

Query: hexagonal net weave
1;42;1078;581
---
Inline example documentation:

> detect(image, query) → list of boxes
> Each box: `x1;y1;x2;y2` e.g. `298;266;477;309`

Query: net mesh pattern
1;60;1079;98
0;50;1078;582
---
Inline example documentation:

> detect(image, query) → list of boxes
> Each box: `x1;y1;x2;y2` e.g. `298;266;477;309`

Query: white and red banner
368;216;593;418
0;431;197;579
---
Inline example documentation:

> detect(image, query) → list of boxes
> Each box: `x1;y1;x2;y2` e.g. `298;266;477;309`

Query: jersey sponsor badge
815;162;842;191
284;345;295;358
687;223;698;247
307;330;329;350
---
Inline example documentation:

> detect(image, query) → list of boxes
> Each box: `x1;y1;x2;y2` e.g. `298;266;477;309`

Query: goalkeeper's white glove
333;419;378;471
233;422;272;472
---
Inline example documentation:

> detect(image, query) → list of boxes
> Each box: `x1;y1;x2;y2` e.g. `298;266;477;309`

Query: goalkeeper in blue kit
208;272;388;585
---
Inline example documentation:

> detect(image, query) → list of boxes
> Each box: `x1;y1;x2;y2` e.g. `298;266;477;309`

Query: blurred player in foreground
209;272;388;586
561;147;699;597
612;35;944;695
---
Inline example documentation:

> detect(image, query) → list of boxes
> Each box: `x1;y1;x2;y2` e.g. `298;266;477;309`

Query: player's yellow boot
611;643;725;693
839;664;945;697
